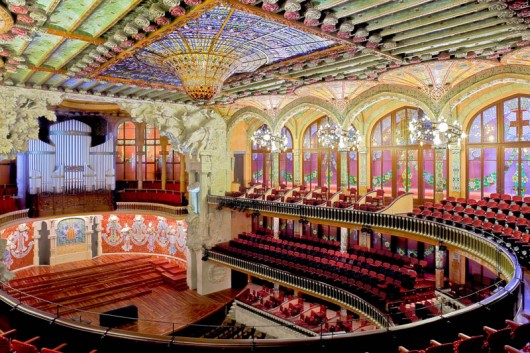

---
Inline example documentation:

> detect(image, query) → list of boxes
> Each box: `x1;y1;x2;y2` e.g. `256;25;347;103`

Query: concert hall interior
0;0;530;352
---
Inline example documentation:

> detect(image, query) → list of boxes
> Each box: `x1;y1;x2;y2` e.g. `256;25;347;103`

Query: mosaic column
272;217;280;239
450;145;461;195
358;146;368;194
435;245;446;289
340;150;348;191
160;136;169;190
340;228;349;253
293;149;301;185
434;147;445;204
136;123;146;190
271;151;279;188
32;221;43;266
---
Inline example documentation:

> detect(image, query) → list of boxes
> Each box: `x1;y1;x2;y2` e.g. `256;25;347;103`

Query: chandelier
317;119;361;150
251;125;288;152
408;115;466;148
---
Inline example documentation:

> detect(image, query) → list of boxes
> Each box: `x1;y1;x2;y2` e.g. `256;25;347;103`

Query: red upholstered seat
41;343;67;353
11;337;40;353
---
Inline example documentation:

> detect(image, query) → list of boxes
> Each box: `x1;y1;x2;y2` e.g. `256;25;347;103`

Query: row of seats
0;197;18;215
201;320;266;340
0;328;97;353
399;315;530;353
116;189;183;206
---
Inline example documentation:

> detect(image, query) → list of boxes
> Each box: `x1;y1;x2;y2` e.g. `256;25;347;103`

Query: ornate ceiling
0;0;529;107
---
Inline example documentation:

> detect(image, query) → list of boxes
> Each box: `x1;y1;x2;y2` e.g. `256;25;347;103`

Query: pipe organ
28;120;115;194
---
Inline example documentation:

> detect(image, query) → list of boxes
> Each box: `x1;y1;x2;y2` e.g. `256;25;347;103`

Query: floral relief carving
0;88;63;159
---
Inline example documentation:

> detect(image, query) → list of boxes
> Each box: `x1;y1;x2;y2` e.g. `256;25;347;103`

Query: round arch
274;97;341;135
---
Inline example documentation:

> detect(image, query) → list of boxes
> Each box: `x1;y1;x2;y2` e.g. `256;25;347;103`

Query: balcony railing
208;196;518;283
0;209;29;227
208;251;391;329
116;202;188;217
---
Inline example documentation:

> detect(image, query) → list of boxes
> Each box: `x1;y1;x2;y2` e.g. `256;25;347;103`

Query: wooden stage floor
10;255;240;336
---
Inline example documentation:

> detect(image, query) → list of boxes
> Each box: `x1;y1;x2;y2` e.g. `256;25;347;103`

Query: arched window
371;107;446;202
116;122;137;181
467;95;530;198
302;117;340;192
279;127;293;187
143;124;161;181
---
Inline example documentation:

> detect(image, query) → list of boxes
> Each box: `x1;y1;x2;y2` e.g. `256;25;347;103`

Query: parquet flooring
7;254;239;336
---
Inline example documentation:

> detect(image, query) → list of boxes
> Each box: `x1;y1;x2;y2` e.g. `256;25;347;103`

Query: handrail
208;251;391;329
116;202;188;216
208;196;518;282
0;209;29;227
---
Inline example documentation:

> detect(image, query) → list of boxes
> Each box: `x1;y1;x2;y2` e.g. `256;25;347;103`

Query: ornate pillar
31;221;43;266
94;215;104;256
340;227;349;252
435;245;446;289
358;145;368;194
293;149;301;185
294;220;301;238
449;145;461;197
119;103;232;295
272;217;280;239
449;250;466;286
271;151;279;188
434;147;446;203
136;123;146;189
180;156;186;192
340;150;348;191
160;135;169;190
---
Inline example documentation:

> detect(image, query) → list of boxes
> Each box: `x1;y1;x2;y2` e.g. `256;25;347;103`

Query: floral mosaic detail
56;218;85;246
372;171;392;188
3;223;33;270
468;172;497;191
101;214;187;259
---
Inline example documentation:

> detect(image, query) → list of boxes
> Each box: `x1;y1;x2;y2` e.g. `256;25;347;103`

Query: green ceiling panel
43;39;89;69
22;33;63;66
76;0;137;37
6;68;32;82
27;72;54;85
48;0;102;32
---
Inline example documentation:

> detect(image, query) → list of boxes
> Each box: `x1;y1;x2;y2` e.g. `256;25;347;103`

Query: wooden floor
8;255;240;336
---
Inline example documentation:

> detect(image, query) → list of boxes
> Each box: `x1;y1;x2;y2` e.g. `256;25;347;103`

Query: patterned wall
1;223;34;271
100;214;187;261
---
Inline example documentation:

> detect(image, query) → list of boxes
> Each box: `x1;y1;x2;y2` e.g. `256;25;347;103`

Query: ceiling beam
45;28;106;44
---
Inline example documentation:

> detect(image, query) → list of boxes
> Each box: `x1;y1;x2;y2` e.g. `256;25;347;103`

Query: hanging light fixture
317;118;361;150
408;114;466;148
251;125;288;152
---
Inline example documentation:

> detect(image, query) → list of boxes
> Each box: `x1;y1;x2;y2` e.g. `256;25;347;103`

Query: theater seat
11;336;40;353
41;343;67;353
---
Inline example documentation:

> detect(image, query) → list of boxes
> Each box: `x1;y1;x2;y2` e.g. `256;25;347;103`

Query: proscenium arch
273;96;342;135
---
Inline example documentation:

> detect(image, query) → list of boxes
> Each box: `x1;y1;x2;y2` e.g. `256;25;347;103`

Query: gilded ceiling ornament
0;6;14;35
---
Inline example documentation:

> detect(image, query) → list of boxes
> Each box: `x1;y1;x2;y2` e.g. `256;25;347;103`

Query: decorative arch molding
344;86;435;130
441;76;530;124
452;83;530;130
274;97;341;134
439;65;530;111
227;107;273;134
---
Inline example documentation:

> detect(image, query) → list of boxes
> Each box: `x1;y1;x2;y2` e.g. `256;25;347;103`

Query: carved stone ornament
119;102;227;160
0;5;13;35
0;87;63;159
207;264;228;284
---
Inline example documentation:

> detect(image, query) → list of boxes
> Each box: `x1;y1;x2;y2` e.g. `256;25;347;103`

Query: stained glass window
116;122;137;181
279;128;293;187
467;95;530;198
370;107;445;202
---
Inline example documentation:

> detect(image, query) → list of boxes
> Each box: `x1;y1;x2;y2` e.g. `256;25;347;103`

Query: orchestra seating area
213;232;436;314
236;285;376;334
398;314;530;353
200;319;267;339
227;184;395;211
409;194;530;266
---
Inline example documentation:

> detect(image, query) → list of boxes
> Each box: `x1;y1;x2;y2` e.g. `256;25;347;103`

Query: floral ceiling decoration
98;5;336;101
501;46;530;65
0;0;528;105
294;80;379;111
378;60;500;101
234;94;299;118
